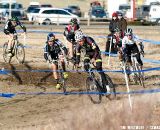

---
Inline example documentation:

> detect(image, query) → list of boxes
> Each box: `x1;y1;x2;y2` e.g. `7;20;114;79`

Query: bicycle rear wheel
86;77;102;104
16;43;25;64
2;42;12;63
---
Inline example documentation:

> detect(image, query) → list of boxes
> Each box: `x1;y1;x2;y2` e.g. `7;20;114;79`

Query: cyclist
64;18;80;61
75;32;109;93
44;33;68;89
117;12;127;38
122;28;144;69
105;12;120;54
4;16;26;57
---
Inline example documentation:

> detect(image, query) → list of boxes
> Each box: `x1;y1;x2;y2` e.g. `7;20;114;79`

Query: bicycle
131;52;145;88
85;62;116;104
3;33;25;64
121;52;145;87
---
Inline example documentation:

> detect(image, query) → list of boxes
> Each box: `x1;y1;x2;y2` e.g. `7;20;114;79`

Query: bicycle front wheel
16;43;25;64
105;74;116;100
86;77;102;104
2;42;12;63
136;64;145;88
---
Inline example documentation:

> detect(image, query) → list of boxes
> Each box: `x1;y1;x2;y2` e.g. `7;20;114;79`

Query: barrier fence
0;29;159;100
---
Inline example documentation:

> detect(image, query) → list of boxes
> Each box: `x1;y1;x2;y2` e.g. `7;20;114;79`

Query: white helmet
75;30;85;42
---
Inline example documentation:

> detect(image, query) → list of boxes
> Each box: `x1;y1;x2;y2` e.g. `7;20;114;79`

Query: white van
34;8;79;25
147;2;160;24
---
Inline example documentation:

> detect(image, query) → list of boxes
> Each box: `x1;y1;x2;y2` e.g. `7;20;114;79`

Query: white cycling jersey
122;35;138;48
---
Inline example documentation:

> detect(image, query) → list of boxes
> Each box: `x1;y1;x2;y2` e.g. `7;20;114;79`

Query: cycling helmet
112;12;118;17
11;16;19;22
125;28;133;35
75;31;84;42
70;18;78;24
47;32;55;41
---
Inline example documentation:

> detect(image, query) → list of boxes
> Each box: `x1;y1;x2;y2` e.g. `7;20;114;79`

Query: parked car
0;2;25;16
89;7;108;18
136;5;150;21
147;2;160;24
34;8;79;25
68;5;81;17
4;10;27;20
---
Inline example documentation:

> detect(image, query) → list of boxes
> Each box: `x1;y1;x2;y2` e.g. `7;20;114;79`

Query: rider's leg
67;41;73;59
61;60;68;79
83;57;90;71
7;34;14;53
95;58;109;92
51;63;61;89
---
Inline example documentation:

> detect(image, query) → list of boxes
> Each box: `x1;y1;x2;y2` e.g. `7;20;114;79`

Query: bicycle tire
15;43;25;64
2;42;12;63
136;64;145;88
86;77;102;104
59;72;67;93
105;74;116;100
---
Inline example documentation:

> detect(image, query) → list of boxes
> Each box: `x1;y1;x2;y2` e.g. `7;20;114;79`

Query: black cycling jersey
76;36;100;64
4;19;26;35
44;39;67;62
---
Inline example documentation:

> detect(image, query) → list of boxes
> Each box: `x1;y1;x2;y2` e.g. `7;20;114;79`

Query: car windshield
0;3;20;9
92;9;105;14
68;6;79;9
30;8;40;13
119;5;131;10
27;7;39;13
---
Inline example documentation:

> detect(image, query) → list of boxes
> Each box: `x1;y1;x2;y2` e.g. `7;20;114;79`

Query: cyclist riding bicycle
44;33;68;89
75;32;109;92
122;28;144;69
64;18;80;61
4;16;26;57
105;12;120;55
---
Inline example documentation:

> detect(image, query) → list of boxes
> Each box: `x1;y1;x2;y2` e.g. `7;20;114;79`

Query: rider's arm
4;20;11;34
76;44;81;64
44;43;49;61
17;21;27;32
64;26;69;36
109;22;114;33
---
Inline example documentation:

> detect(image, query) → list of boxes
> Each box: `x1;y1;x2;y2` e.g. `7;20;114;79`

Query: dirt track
0;25;160;130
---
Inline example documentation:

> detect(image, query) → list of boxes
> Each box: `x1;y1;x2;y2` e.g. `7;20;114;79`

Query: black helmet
125;28;133;35
70;18;78;24
11;16;19;22
47;32;55;41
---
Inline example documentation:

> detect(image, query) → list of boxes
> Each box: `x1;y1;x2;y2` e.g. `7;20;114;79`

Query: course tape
1;88;160;98
0;67;160;75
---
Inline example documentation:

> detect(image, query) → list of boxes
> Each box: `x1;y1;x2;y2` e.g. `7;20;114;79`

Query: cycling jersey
64;24;80;42
122;35;143;66
76;36;100;64
4;19;26;34
44;39;67;62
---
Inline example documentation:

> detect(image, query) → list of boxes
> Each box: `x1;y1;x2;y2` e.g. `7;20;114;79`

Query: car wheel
43;19;51;25
156;19;160;26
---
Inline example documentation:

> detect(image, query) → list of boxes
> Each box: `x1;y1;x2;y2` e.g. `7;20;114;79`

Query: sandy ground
0;25;160;130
